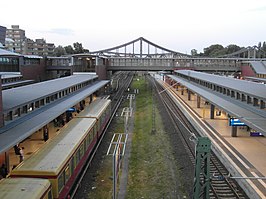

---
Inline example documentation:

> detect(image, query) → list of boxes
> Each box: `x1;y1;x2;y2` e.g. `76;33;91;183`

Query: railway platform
8;121;61;171
7;99;91;173
159;79;266;198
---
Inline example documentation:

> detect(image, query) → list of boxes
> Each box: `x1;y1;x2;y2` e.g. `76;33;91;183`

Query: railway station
0;37;266;198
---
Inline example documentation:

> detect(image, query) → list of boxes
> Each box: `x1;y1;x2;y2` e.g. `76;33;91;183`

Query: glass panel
65;165;70;182
48;190;53;199
71;157;75;173
58;172;65;193
80;143;84;158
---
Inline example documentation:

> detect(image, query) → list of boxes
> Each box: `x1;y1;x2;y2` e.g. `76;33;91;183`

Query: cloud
248;5;266;12
46;28;75;36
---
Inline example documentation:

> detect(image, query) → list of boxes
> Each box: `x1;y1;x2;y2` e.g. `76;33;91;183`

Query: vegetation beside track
83;75;188;198
126;76;187;198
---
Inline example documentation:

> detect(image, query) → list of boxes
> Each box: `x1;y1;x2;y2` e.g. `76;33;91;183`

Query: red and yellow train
0;98;111;199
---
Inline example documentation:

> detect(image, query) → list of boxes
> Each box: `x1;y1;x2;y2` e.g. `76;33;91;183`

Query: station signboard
229;118;246;126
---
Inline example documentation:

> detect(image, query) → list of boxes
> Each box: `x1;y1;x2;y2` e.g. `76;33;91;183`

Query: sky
1;0;266;54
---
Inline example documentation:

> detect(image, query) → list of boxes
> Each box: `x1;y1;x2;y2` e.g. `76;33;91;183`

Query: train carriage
76;98;111;137
10;98;111;199
10;117;97;199
0;178;52;199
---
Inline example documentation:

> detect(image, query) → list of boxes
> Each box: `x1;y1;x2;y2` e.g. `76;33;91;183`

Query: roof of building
2;80;35;89
2;74;98;112
0;80;109;154
0;72;22;79
23;55;43;59
168;74;266;135
0;48;20;56
249;61;266;74
175;70;266;99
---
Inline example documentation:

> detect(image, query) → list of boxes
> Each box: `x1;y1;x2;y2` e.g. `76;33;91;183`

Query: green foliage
191;49;198;56
53;42;89;56
192;41;266;58
53;45;66;57
73;42;85;54
203;44;226;57
226;44;241;54
64;45;75;54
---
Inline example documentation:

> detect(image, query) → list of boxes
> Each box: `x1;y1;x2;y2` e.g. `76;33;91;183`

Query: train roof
77;98;111;119
11;117;96;176
0;178;51;199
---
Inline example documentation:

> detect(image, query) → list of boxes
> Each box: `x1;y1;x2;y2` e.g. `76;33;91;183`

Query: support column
188;90;191;101
253;98;258;106
260;100;265;109
231;126;237;137
247;96;252;104
241;94;246;102
210;104;215;119
181;86;184;95
197;96;201;108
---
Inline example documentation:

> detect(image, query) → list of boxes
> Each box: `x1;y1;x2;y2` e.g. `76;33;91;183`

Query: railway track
151;77;248;199
72;72;134;198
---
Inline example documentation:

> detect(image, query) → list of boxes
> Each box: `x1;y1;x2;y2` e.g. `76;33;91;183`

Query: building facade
0;26;6;46
5;25;26;53
23;38;55;56
5;25;55;56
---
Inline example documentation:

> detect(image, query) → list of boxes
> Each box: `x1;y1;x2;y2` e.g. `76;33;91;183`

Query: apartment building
5;25;55;56
0;26;6;46
5;25;25;53
23;38;55;56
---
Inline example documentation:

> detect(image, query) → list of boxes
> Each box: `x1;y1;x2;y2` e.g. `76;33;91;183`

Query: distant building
23;38;55;56
5;25;55;56
5;25;26;53
0;26;6;46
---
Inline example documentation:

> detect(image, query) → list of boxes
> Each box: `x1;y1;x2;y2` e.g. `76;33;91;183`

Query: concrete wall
95;65;107;80
20;59;46;82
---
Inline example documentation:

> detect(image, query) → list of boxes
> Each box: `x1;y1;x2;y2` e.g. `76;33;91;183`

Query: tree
64;45;75;54
191;49;198;56
53;45;66;57
225;44;241;54
203;44;224;57
73;42;84;54
262;42;266;57
257;42;262;50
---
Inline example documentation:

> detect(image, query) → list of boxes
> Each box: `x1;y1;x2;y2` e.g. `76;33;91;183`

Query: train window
65;165;70;182
74;153;78;168
70;157;75;174
48;190;53;199
80;143;84;158
86;135;89;148
85;136;88;149
58;172;65;193
88;132;92;144
94;125;97;135
77;149;81;162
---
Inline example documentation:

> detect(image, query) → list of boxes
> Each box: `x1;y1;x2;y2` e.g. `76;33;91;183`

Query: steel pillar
193;137;211;199
210;104;215;119
231;126;237;137
197;95;201;108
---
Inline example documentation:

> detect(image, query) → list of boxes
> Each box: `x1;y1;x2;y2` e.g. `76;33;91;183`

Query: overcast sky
1;0;266;54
